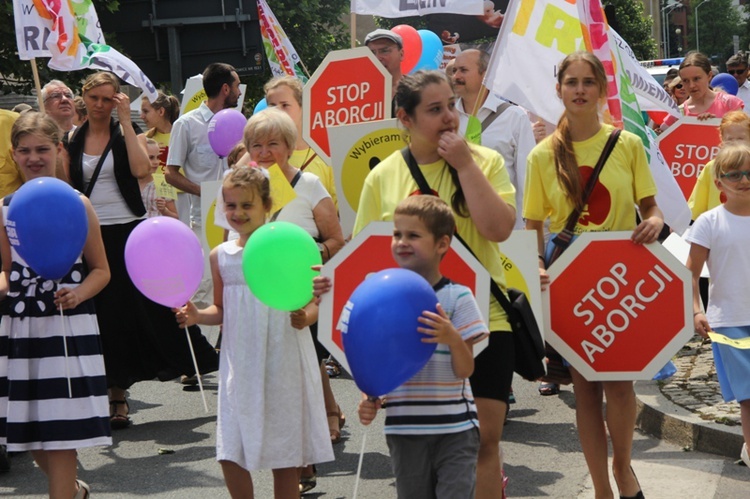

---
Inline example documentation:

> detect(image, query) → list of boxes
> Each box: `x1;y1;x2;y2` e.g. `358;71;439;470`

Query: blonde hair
264;76;303;106
143;91;181;138
243;108;296;153
713;142;750;178
719;111;750;139
227;143;247;168
82;72;120;95
11;112;62;148
552;51;608;212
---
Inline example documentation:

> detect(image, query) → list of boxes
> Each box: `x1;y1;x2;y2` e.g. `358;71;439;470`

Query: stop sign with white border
544;231;693;381
303;47;392;164
318;221;490;375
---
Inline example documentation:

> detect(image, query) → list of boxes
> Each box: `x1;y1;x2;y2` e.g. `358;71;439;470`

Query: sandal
538;382;560;396
325;357;342;378
109;399;131;430
74;479;90;499
299;465;317;494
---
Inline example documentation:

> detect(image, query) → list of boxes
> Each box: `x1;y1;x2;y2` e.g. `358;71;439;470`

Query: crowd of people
0;24;749;499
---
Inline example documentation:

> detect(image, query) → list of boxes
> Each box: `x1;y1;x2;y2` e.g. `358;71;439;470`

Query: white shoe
741;443;750;468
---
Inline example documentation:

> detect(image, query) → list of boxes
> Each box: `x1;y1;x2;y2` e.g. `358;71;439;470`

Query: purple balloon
207;109;247;157
125;217;204;308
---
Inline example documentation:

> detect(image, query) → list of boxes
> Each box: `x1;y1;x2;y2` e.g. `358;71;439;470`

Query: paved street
1;327;749;497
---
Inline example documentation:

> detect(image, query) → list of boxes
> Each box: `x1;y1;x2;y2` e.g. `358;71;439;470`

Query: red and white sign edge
543;231;694;381
302;47;392;164
318;221;490;375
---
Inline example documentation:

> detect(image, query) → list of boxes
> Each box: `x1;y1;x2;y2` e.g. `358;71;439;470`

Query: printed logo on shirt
578;165;611;227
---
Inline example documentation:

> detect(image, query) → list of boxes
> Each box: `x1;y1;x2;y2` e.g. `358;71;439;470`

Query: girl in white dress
175;166;332;498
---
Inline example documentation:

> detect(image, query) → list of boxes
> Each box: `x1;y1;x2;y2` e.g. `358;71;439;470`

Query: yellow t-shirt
687;159;724;220
0;110;23;198
524;124;657;234
290;148;337;209
353;144;516;332
148;129;185;194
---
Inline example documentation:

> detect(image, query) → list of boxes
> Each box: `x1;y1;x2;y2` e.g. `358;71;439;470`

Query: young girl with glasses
686;142;750;469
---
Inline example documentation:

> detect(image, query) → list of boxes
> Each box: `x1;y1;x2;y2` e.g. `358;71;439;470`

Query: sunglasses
673;83;683;89
720;170;750;182
727;69;747;75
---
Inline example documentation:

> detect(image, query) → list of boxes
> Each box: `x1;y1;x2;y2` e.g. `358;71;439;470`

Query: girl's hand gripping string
54;287;82;310
173;301;199;329
358;396;383;426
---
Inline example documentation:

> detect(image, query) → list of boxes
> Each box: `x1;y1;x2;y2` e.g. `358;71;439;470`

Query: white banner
13;0;105;60
350;0;484;17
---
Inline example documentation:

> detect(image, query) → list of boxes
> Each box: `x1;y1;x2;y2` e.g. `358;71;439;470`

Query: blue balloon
253;98;268;114
711;73;739;96
411;30;444;72
342;268;439;397
6;178;88;280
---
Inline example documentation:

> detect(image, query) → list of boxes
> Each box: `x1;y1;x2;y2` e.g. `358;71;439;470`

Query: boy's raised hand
358;396;382;426
417;303;461;346
173;301;198;329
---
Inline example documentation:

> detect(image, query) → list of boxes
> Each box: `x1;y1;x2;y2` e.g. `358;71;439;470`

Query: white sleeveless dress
215;240;333;470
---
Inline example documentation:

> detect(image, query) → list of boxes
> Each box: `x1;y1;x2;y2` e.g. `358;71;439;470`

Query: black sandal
299;465;317;494
109;400;131;430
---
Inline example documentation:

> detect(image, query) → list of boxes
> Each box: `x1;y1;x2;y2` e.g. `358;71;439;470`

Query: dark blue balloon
7;178;88;280
711;73;739;96
342;268;439;397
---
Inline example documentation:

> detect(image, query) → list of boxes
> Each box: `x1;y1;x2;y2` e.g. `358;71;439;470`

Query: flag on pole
257;0;308;82
351;0;484;17
484;0;690;234
12;0;158;102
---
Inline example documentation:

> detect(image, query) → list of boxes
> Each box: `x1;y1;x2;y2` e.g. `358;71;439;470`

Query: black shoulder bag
400;147;546;381
541;128;621;385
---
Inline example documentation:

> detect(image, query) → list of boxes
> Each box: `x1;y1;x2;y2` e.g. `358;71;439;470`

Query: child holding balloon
316;195;488;498
174;166;332;498
1;112;111;498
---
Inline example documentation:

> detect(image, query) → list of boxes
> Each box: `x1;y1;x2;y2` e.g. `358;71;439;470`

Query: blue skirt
712;326;750;403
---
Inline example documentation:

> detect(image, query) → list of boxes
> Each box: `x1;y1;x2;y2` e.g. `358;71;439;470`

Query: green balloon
242;222;322;311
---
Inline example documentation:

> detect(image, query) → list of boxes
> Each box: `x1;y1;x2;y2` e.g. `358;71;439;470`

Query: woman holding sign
524;52;663;499
354;70;517;499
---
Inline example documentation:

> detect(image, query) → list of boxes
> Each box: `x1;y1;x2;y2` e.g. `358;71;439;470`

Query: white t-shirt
737;80;750;115
275;171;330;238
82;152;142;225
685;205;750;327
457;94;535;229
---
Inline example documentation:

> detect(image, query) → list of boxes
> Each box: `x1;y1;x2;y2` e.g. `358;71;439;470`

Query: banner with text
351;0;484;17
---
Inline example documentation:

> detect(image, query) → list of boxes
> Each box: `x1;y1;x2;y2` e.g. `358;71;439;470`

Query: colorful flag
484;0;690;234
12;0;158;102
257;0;308;82
351;0;484;17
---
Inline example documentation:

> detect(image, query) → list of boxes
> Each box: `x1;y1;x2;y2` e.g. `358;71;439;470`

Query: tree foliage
604;0;657;61
689;0;742;63
1;0;349;103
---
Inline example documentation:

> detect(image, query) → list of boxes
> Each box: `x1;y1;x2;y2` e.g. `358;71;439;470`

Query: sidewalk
635;334;745;460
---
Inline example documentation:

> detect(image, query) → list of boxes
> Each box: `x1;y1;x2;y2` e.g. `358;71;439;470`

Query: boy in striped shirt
360;195;488;498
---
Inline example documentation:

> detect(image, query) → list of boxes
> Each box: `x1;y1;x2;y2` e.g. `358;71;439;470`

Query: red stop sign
657;118;721;201
303;47;392;164
318;221;489;374
545;232;692;381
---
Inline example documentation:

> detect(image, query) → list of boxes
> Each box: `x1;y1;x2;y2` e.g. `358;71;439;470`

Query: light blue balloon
253;98;268;114
411;30;444;72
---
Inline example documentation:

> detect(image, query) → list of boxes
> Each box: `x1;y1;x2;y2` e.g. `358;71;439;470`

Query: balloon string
58;300;72;398
352;424;369;499
184;329;208;412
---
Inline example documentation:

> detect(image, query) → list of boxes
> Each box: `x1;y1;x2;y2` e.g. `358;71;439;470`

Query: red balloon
392;25;421;75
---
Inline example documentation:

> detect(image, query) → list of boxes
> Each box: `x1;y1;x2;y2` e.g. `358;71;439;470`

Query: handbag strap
299;151;317;171
269;169;302;222
561;128;621;233
83;127;119;198
400;147;514;315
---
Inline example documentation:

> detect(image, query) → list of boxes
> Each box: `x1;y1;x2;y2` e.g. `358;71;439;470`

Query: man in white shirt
726;52;750;113
453;49;535;229
166;63;241;311
42;80;76;134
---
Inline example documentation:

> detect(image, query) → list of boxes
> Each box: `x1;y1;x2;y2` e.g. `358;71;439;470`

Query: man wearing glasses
726;52;750;113
41;80;77;134
365;29;404;113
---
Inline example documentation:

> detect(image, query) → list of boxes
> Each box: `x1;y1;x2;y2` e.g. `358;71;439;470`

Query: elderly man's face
44;84;75;124
367;39;404;77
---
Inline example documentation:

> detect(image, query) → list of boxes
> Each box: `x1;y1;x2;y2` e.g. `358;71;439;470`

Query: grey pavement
1;326;749;497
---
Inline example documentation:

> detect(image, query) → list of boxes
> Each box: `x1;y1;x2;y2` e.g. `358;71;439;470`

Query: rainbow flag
257;0;308;82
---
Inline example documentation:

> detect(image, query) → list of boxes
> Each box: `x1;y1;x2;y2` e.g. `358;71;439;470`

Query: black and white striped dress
0;198;111;451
